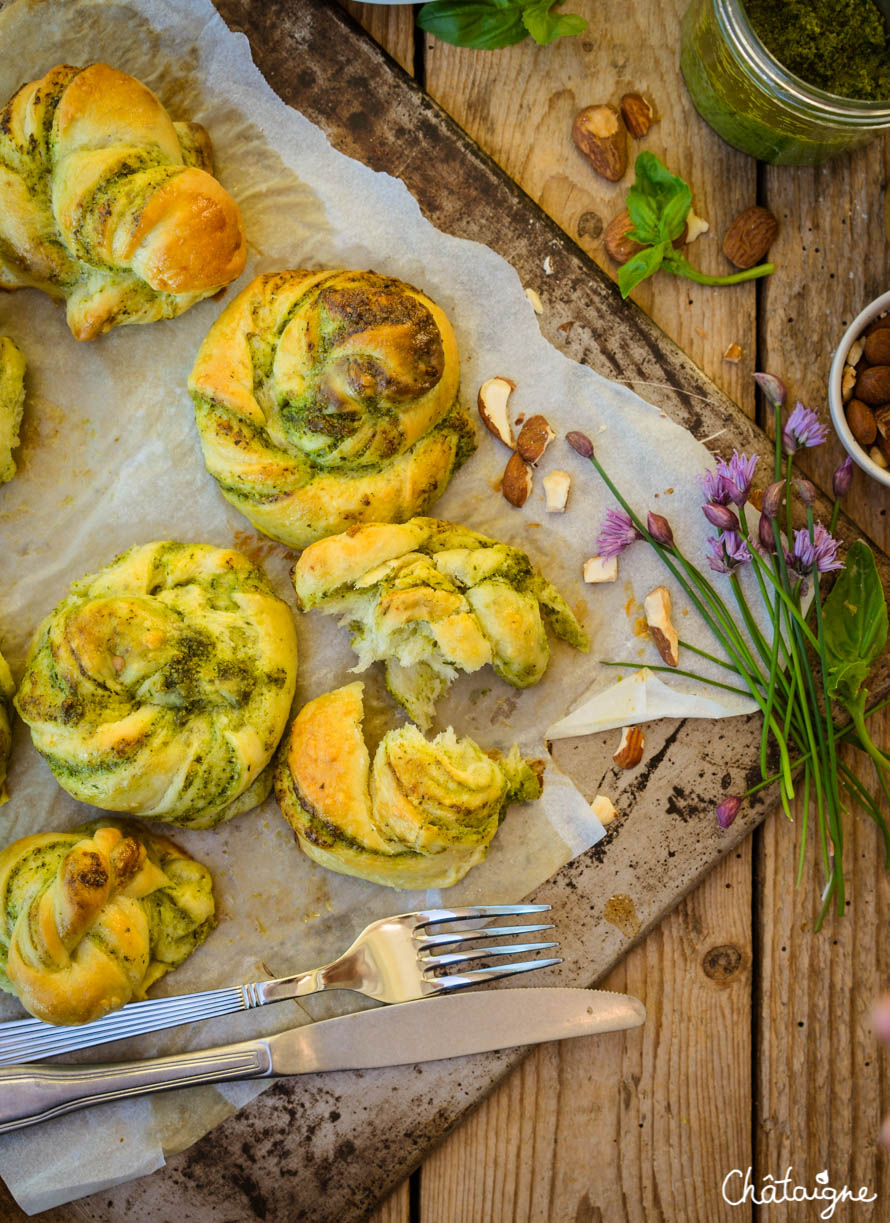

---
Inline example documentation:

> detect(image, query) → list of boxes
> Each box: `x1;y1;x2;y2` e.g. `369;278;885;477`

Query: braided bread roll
293;517;589;728
188;269;476;549
0;822;214;1024
15;542;298;828
0;63;246;340
0;336;25;484
0;646;13;804
275;682;543;889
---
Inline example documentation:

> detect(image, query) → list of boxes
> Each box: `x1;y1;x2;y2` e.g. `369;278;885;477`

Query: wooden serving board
23;3;890;1220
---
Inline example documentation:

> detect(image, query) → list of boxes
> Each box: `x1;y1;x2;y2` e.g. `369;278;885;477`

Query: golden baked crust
0;821;214;1024
15;541;298;828
0;63;246;339
0;336;25;484
274;682;543;889
188;269;475;549
292;518;589;727
0;646;13;804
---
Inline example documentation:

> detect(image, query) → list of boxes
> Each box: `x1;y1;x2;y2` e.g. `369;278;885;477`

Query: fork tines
412;903;561;992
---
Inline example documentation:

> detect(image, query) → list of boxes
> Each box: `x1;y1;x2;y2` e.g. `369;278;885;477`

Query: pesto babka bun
275;682;544;889
292;517;589;728
188;269;476;549
0;821;215;1024
15;542;298;829
0;646;13;804
0;63;246;340
0;336;25;485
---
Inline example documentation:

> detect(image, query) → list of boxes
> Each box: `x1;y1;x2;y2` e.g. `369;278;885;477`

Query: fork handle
0;1039;274;1133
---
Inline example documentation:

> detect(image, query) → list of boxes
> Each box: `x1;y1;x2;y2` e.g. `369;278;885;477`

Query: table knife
0;987;645;1133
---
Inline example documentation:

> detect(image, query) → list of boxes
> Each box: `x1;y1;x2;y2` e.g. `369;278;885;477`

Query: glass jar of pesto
681;0;890;164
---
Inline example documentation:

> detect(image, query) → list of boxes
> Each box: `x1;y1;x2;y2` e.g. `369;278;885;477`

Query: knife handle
0;1039;274;1133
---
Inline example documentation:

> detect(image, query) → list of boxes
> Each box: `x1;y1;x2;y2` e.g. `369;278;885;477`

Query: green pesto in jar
745;0;890;101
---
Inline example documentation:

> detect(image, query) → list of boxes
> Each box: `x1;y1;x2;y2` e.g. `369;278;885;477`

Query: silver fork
0;904;559;1066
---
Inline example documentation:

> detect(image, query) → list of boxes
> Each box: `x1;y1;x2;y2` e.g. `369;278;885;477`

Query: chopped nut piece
516;414;556;464
501;451;533;507
583;555;618;583
591;794;618;824
723;342;743;363
870;444;889;469
542;469;571;512
847;338;865;366
620;92;655;139
613;726;644;769
685;209;710;244
644;585;679;667
842;364;857;404
525;287;544;314
477;377;516;448
543;255;553;276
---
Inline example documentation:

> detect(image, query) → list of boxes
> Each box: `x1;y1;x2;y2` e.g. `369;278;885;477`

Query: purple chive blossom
647;511;674;547
792;477;817;506
698;467;734;506
720;450;759;506
753;372;787;411
833;455;854;499
761;480;785;520
786;522;844;578
702;502;741;532
596;508;642;559
758;512;776;554
782;402;829;454
566;430;594;460
716;796;741;829
707;531;752;574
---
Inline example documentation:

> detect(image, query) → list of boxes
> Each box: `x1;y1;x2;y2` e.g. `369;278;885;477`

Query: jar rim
716;0;890;122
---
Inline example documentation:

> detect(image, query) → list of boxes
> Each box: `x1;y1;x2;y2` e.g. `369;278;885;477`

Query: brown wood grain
754;139;890;1221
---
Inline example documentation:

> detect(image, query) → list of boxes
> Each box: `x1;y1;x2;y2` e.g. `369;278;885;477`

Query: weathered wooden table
0;2;888;1220
339;3;890;1221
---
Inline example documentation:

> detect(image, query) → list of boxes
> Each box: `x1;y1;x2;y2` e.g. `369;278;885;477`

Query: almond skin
722;206;778;269
619;93;655;139
604;209;687;266
846;398;878;447
516;414;555;464
865;329;890;365
572;104;627;182
501;452;533;507
613;726;644;769
856;365;890;406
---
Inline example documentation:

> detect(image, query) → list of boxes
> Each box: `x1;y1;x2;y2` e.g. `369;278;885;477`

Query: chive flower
793;477;817;507
706;531;752;574
753;372;787;411
761;480;785;520
566;430;594;460
782;402;829;454
647;511;674;548
786;522;844;579
596;508;642;558
703;503;740;532
721;450;759;506
698;468;734;506
758;512;776;554
833;456;854;499
716;796;741;828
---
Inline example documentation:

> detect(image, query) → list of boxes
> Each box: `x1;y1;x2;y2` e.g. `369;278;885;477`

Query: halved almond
478;377;517;448
613;726;644;769
517;414;556;464
644;585;679;667
501;452;533;507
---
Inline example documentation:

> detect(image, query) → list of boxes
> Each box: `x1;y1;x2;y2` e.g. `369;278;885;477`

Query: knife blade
0;987;645;1133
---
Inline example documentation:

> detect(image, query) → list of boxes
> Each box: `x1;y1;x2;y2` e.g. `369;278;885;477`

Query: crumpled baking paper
0;0;772;1211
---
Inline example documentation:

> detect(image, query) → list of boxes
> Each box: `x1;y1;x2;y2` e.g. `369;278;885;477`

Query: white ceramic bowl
828;288;890;489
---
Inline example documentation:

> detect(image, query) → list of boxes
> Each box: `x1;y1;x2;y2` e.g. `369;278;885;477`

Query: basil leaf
617;241;666;298
522;1;588;44
417;2;528;49
626;152;691;246
822;539;887;705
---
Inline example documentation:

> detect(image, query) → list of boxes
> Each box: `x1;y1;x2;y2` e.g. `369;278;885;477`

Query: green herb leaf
416;2;527;49
822;539;888;705
626;152;691;246
417;1;586;49
522;1;588;44
617;241;667;298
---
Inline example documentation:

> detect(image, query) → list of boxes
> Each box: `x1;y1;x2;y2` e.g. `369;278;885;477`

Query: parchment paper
0;0;765;1211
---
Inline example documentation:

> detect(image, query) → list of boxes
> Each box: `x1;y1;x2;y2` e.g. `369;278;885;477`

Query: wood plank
420;3;755;1219
368;1181;411;1223
341;2;414;75
755;136;890;1220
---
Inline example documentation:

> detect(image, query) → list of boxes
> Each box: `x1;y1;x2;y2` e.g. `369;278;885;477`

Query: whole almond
620;93;656;139
866;314;890;336
604;209;688;265
865;329;890;365
874;405;890;462
856;365;890;405
516;414;555;464
572;104;627;182
846;398;877;447
722;206;778;269
501;452;533;507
